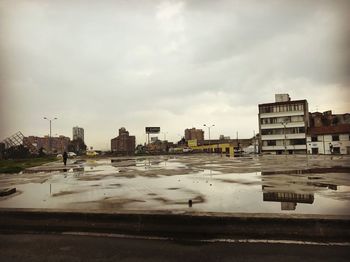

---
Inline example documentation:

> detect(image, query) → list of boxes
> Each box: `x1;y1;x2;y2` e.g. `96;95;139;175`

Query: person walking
63;151;68;166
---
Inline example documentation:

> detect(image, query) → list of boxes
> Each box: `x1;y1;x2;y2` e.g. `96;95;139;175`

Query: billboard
146;127;160;134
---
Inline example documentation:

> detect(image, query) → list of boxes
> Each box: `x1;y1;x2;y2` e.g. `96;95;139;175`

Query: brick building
184;128;204;141
111;127;135;155
23;135;70;154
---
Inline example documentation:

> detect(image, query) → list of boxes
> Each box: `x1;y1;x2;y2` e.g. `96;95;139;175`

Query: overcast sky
0;0;349;150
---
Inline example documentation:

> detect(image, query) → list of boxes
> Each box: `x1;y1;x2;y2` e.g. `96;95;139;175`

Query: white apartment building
73;126;84;142
258;94;309;154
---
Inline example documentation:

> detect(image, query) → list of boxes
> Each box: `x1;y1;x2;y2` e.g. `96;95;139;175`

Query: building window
311;136;317;142
333;147;340;154
267;140;276;146
290;139;306;145
298;127;305;133
332;135;339;141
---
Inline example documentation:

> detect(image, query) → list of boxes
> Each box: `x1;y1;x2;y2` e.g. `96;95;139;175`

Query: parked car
183;147;193;153
56;154;62;158
86;150;98;157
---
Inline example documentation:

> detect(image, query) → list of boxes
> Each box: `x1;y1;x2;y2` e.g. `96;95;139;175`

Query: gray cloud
0;0;349;149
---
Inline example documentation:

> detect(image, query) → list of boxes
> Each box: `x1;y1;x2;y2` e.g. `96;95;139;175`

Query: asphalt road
0;234;349;262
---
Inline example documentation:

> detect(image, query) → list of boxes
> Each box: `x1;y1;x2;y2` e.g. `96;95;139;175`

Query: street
0;233;349;262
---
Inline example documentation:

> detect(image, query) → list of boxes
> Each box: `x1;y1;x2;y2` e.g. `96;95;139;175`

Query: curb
1;209;350;242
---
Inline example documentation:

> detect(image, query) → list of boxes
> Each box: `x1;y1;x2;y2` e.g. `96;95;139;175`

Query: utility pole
43;117;58;153
203;124;215;153
253;130;256;155
281;121;287;155
162;132;168;141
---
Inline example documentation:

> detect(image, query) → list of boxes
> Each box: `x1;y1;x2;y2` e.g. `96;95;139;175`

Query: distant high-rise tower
73;126;84;142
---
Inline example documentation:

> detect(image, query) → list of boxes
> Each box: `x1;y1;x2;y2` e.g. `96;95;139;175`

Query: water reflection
263;191;314;211
1;156;350;215
261;169;343;211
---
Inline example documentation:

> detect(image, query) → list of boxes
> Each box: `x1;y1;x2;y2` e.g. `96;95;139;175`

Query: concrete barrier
0;208;349;242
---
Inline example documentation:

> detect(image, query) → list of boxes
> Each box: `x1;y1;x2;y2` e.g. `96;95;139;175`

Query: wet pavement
2;234;350;262
0;154;349;215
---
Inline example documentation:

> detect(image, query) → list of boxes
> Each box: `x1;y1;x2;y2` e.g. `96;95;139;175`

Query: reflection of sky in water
0;156;350;215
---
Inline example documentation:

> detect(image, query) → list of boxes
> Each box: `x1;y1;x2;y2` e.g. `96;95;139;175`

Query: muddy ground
0;154;349;215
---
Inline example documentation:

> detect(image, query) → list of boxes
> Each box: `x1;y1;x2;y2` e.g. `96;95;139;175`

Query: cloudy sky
0;0;349;150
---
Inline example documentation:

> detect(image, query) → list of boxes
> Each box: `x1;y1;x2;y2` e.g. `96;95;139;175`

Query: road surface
0;233;349;261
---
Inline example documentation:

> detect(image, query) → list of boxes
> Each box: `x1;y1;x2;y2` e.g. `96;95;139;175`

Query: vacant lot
0;154;349;215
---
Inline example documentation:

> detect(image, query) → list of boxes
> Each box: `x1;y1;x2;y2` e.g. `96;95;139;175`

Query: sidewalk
24;160;82;173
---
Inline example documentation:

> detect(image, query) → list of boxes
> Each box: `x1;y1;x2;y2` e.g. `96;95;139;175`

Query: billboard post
145;127;160;145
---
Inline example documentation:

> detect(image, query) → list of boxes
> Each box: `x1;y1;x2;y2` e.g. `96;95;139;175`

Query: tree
4;145;30;159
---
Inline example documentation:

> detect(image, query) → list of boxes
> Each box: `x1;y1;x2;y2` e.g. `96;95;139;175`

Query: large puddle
0;155;350;215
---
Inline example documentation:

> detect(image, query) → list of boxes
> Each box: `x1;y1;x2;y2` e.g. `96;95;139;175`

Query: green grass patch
0;157;58;174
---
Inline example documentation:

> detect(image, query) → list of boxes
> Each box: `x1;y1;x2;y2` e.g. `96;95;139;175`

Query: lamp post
44;117;58;153
253;130;256;155
162;132;168;141
281;121;287;155
203;124;215;153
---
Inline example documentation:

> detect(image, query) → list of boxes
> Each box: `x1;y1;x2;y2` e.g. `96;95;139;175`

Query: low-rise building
147;140;169;153
258;94;309;154
187;138;254;155
111;127;135;155
307;125;350;155
307;111;350;155
307;126;350;154
23;135;70;153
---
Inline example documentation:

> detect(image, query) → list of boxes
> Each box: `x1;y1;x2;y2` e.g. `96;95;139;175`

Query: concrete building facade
258;94;309;154
73;126;84;142
184;128;204;141
111;127;135;155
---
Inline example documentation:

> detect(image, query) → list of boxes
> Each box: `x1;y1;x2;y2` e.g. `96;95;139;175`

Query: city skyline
1;0;349;150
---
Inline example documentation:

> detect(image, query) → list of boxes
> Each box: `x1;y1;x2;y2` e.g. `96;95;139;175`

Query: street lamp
203;124;215;153
162;132;168;141
43;117;58;153
281;121;287;155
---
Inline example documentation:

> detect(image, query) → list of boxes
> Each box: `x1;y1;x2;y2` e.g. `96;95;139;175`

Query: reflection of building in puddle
73;167;84;172
140;159;167;169
263;191;314;210
261;169;339;211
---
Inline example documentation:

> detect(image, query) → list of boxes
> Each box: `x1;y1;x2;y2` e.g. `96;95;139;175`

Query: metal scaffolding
1;131;37;153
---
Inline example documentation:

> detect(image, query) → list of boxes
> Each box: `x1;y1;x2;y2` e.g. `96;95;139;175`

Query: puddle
0;155;350;215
